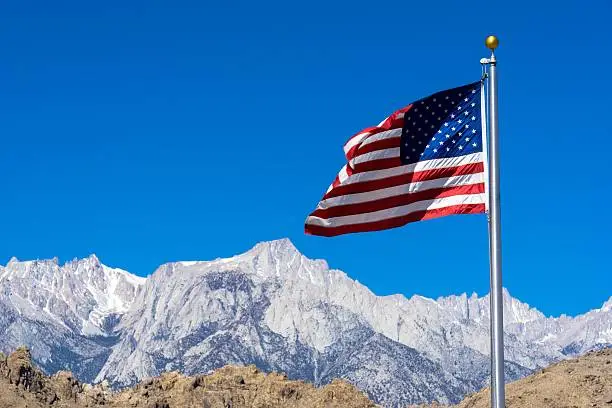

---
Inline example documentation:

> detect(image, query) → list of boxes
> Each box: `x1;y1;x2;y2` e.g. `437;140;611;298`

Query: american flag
305;81;487;236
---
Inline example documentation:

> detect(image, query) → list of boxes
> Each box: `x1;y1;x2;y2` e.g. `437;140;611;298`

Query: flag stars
451;114;455;118
451;127;456;131
445;134;450;138
472;116;476;120
458;145;463;150
472;142;477;147
471;103;476;107
458;119;463;124
472;129;477;134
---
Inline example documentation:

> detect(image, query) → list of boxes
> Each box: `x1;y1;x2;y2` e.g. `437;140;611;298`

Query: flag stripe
307;193;485;227
324;162;484;199
317;172;485;208
311;183;485;219
305;203;485;236
343;106;411;160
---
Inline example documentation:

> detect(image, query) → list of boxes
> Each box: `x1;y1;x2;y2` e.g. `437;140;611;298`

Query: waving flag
305;81;487;236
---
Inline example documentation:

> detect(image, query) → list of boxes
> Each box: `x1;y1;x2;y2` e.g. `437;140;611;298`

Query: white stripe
359;128;402;147
350;147;400;167
343;131;372;155
339;152;483;186
317;172;484;209
307;193;485;227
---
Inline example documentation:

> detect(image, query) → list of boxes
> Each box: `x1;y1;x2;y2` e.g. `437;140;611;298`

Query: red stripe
353;157;401;173
312;183;484;219
305;203;485;237
354;136;401;157
343;105;411;160
324;162;484;200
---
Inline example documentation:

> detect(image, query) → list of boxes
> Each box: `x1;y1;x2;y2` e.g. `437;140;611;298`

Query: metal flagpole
483;35;506;408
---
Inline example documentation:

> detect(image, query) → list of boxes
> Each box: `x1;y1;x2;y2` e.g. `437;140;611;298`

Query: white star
472;89;476;93
407;117;411;121
472;129;477;133
419;114;423;117
433;98;437;102
413;122;416;125
414;108;418;112
451;101;455;104
438;104;442;107
451;114;455;118
472;116;476;120
452;140;456;144
444;122;449;126
433;148;438;152
431;125;434;128
418;141;422;145
437;117;442;120
445;134;450;139
432;137;436;141
439;141;444;145
418;128;422;131
458;145;463;150
458;93;462;96
426;144;430;148
464;111;469;116
438;130;442;134
445;96;449;100
465;124;470;128
458;119;463;124
425;106;430;110
405;143;409;146
411;135;415;139
446;147;450;151
458;106;462;110
471;103;475;107
451;127;456;131
472;142;477;147
412;148;416;152
425;119;429;123
421;101;424;104
464;98;468;102
459;132;463;136
466;137;470;142
444;109;448;113
406;156;410;159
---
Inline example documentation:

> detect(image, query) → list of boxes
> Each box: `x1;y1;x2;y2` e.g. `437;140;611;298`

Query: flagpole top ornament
485;35;499;50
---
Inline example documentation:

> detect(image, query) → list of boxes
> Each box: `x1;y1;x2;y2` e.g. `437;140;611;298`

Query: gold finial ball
485;35;499;50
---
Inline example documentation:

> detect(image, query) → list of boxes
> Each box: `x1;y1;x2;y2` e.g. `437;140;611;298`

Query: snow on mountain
0;239;610;407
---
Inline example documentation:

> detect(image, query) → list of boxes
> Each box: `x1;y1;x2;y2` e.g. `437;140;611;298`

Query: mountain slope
0;239;610;407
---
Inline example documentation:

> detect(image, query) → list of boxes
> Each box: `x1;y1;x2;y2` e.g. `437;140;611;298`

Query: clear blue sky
1;0;610;317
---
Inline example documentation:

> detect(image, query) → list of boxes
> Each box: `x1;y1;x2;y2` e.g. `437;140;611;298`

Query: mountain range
0;238;610;407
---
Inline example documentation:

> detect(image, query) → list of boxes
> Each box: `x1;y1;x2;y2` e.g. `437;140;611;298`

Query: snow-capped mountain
0;239;610;407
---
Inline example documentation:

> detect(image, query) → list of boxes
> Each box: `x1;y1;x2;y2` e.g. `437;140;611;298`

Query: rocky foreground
0;347;376;408
1;347;611;408
411;348;612;408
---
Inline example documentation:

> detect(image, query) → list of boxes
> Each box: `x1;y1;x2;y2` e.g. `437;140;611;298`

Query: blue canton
401;81;483;165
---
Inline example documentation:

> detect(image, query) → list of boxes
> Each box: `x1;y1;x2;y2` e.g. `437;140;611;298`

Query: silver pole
485;35;506;408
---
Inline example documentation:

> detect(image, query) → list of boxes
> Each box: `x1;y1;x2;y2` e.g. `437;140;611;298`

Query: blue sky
1;0;610;317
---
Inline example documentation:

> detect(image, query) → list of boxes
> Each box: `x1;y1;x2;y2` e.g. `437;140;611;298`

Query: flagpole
484;35;506;408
